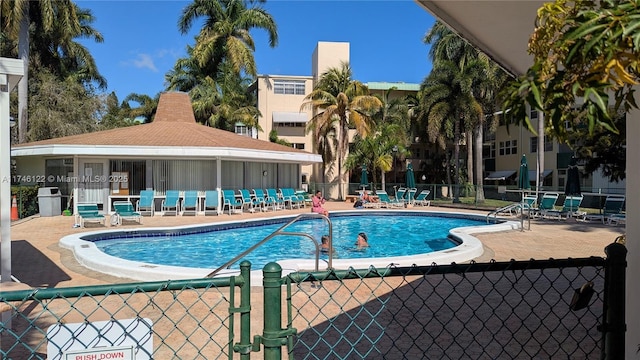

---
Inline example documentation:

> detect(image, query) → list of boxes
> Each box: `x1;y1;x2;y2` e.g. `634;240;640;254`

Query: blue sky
77;1;436;100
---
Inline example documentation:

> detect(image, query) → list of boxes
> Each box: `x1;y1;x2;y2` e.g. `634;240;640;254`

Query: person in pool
355;232;369;248
320;235;334;253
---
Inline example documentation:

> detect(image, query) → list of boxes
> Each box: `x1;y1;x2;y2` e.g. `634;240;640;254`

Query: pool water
94;214;486;270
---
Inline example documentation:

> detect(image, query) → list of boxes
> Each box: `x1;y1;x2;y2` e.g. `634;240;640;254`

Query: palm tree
420;59;483;202
307;114;337;186
301;62;382;200
123;93;160;123
178;0;278;78
2;0;103;143
346;123;406;191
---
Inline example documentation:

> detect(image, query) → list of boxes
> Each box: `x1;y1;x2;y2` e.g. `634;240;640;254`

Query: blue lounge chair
582;195;625;224
376;190;404;208
162;190;180;216
136;190;155;216
113;201;142;225
395;188;407;204
76;203;105;228
414;190;431;207
534;193;559;218
543;194;584;220
280;188;302;209
406;188;418;205
222;189;243;215
204;190;220;215
266;188;286;210
181;190;199;216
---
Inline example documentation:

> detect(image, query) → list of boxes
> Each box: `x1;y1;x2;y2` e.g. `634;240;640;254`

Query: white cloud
128;53;158;72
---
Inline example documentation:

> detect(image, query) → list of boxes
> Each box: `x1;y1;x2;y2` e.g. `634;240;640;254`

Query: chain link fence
0;244;626;359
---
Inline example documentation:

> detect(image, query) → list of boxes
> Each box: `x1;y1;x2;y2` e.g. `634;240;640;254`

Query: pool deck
1;201;625;290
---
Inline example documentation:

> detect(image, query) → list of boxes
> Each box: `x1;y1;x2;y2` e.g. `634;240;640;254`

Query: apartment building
247;41;623;195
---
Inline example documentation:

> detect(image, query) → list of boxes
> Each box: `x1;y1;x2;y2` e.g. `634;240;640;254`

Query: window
235;124;250;136
274;80;306;95
415;148;421;159
499;140;517;156
276;122;305;128
530;137;553;152
291;143;305;150
484;142;496;159
530;108;539;120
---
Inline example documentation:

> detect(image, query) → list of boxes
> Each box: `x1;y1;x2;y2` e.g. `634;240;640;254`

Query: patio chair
394;187;407;205
608;213;626;226
76;203;105;228
203;190;220;215
543;195;584;220
254;189;274;211
136;190;155;216
222;189;243;215
414;190;431;207
113;200;142;225
240;189;261;213
181;190;199;216
266;188;286;210
280;188;302;209
581;195;625;224
162;190;180;216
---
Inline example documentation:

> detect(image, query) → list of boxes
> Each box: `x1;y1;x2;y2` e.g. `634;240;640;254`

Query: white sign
63;345;134;360
47;318;153;360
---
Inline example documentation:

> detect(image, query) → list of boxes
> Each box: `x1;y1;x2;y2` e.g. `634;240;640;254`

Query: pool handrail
206;213;333;278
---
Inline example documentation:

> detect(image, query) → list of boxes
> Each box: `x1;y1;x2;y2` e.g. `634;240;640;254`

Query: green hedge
11;185;40;219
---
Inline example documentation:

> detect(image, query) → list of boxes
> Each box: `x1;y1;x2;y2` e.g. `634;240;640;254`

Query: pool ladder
206;213;333;278
486;202;531;231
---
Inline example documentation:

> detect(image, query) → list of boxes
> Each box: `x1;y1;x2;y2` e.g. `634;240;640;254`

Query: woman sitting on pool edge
312;190;329;216
355;232;369;248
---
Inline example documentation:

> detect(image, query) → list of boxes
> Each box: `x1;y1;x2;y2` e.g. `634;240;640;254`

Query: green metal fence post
239;261;251;360
602;242;627;360
262;262;283;360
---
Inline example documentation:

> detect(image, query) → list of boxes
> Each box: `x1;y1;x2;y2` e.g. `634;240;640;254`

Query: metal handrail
206;213;332;278
487;202;531;231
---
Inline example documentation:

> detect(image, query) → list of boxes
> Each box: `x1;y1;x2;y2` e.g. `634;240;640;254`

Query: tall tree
419;59;483;201
122;93;160;123
178;0;278;78
301;62;382;200
2;0;104;143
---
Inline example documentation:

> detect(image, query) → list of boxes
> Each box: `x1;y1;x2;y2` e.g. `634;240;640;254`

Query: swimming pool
60;210;520;282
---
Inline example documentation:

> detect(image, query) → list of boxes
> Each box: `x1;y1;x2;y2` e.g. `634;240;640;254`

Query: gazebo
11;91;321;213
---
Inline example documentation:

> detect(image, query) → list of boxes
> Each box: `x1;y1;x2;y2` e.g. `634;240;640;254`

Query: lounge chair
533;193;559;219
181;190;199;216
113;201;142;225
136;190;155;216
394;188;407;205
266;188;286;210
406;188;418;205
414;190;431;207
204;190;220;215
76;203;105;228
376;190;404;208
281;188;303;209
581;195;625;224
543;195;584;220
608;213;626;226
222;189;243;215
162;190;180;216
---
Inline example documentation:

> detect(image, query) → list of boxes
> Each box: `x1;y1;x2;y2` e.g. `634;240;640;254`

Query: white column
1;73;12;284
626;105;639;357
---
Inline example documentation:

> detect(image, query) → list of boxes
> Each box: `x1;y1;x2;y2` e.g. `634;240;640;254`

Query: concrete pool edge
59;210;521;283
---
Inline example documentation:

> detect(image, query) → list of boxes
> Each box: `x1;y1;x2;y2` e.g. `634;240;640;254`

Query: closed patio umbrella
406;163;416;188
565;157;581;196
517;154;530;190
360;164;368;191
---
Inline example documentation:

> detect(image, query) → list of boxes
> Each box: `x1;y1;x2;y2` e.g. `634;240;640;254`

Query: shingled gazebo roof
12;92;320;164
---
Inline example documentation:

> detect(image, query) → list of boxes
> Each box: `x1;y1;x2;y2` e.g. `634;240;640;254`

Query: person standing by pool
312;190;329;216
355;232;369;248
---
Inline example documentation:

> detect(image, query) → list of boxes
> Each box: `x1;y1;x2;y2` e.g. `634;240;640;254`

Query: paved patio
1;201;625;290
